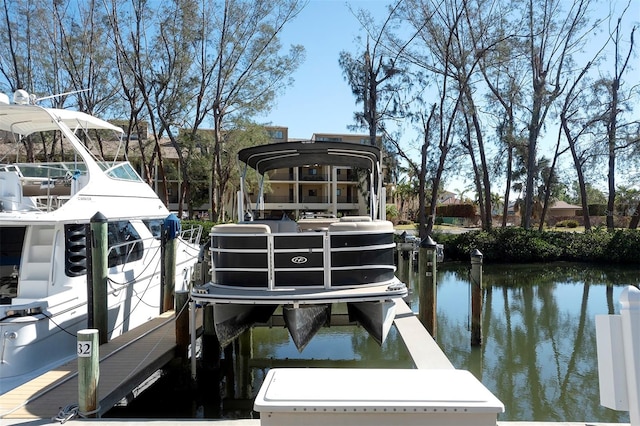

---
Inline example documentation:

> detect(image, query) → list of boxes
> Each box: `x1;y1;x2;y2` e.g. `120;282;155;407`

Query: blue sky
260;0;389;139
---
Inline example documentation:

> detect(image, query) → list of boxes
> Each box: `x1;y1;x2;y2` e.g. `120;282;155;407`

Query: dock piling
77;329;100;418
162;214;180;312
175;290;189;359
470;249;483;346
418;236;438;337
89;212;108;344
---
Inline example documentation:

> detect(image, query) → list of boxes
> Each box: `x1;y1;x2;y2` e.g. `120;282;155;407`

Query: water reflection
430;262;638;422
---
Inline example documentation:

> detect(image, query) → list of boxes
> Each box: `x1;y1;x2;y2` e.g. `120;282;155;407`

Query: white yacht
0;90;201;394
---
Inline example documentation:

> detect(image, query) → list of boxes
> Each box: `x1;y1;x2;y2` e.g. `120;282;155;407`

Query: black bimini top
238;141;380;175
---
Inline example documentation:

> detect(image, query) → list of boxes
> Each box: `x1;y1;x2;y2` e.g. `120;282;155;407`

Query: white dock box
254;368;504;426
595;314;629;410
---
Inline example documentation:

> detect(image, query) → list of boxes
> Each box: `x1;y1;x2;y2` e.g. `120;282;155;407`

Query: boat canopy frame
237;141;385;220
0;102;125;176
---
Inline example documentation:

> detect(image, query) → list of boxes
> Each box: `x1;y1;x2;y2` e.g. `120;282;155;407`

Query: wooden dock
0;310;190;421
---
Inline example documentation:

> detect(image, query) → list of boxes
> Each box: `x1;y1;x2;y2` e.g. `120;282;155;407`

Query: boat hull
213;304;278;348
0;227;199;394
347;300;397;345
283;304;331;351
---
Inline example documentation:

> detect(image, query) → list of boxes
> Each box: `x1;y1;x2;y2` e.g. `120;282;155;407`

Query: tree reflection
435;262;635;422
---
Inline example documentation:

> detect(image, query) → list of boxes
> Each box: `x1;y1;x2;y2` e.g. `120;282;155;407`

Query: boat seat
277;221;299;233
329;220;394;233
212;223;271;234
298;218;340;231
240;220;298;233
339;215;372;222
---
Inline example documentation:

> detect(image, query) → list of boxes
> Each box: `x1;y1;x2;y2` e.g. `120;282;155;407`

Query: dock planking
0;310;191;420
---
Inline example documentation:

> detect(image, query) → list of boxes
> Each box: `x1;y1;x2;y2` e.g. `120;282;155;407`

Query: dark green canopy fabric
238;141;380;174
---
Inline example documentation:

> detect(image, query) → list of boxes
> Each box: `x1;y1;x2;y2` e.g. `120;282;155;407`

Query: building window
308;169;317;175
309;189;317;197
336;189;342;196
268;130;284;139
317;137;343;142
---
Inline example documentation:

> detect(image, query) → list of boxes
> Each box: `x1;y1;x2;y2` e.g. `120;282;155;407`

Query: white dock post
620;286;640;426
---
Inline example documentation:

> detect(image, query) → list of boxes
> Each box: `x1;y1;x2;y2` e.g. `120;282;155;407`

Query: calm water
106;262;639;422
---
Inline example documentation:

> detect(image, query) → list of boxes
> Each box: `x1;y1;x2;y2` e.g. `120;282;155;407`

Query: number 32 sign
77;341;92;357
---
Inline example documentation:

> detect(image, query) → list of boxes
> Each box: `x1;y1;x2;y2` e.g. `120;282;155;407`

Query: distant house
438;191;460;205
548;201;582;217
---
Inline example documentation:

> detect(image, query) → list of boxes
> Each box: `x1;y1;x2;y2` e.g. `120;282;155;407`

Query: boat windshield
103;162;143;182
4;162;88;180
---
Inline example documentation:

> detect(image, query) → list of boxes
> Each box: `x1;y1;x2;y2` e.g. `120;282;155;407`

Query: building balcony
268;171;294;180
337;196;359;203
300;174;328;181
263;194;294;203
336;173;358;182
300;195;330;203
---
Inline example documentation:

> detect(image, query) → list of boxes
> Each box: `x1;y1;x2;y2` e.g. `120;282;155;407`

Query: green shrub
438;227;639;264
606;230;640;263
556;219;579;228
386;204;399;220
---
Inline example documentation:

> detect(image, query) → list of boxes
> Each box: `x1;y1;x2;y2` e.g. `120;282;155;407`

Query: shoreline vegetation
431;226;640;264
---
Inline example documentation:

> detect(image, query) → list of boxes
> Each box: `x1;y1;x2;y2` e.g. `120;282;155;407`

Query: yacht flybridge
191;141;407;351
0;90;201;394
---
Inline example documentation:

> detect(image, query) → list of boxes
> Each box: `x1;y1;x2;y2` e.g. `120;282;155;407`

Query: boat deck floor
193;281;406;304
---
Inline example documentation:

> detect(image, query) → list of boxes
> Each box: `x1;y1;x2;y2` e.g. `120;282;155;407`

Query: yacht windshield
104;162;143;182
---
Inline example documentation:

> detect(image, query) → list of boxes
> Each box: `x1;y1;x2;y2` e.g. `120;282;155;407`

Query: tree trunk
629;200;640;229
466;94;492;231
606;78;619;230
538;129;564;231
502;145;513;228
561;115;591;230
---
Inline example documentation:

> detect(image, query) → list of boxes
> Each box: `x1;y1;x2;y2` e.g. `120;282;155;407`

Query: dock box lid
254;368;504;413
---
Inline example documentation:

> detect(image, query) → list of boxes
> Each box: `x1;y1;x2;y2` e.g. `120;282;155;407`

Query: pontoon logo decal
291;256;308;264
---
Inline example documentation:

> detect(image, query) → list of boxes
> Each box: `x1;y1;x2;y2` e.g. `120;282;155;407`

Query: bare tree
207;0;305;222
105;0;161;187
339;1;413;149
519;0;594;229
413;1;469;235
559;59;599;230
598;19;636;229
50;0;119;117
